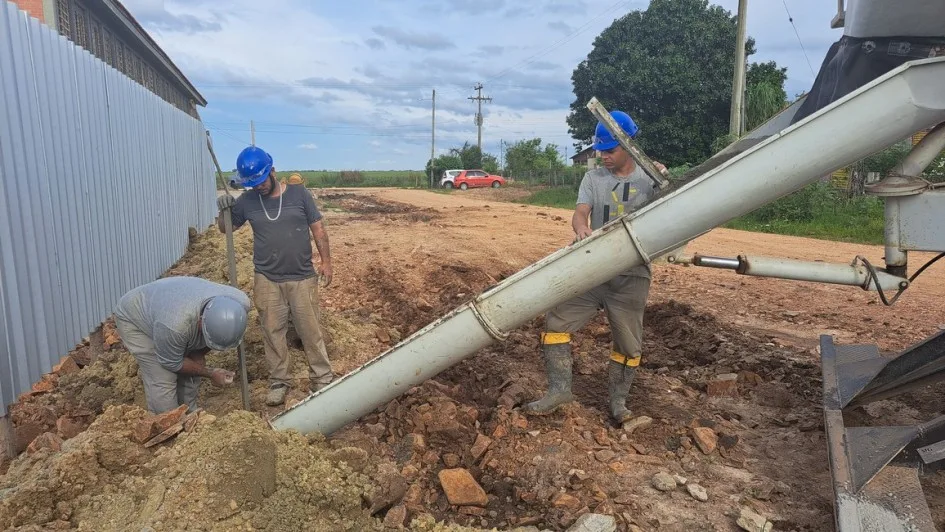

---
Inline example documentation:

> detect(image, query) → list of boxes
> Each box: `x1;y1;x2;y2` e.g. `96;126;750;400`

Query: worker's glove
217;194;236;212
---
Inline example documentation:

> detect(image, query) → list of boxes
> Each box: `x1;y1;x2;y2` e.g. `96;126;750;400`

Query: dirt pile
327;297;842;531
0;405;411;531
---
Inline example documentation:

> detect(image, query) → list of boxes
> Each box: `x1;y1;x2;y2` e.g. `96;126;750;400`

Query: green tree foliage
504;138;564;177
448;142;483;169
745;61;788;131
567;0;789;167
425;154;463;184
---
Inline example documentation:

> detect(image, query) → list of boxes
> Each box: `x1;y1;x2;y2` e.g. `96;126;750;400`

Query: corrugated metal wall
0;1;216;410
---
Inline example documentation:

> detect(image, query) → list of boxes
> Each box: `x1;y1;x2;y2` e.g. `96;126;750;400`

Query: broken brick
492;424;508;439
511;414;528;430
52;356;80;376
55;416;86;440
469;433;492;460
458;505;486;516
691;427;718;455
30;377;56;395
737;371;764;386
154;405;189;433
438;468;488;506
706;378;739;398
383;505;407;527
133;405;188;444
551;492;582;510
26;432;62;455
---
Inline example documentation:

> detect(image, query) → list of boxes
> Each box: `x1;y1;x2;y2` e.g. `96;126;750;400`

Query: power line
780;0;816;76
208;128;249;145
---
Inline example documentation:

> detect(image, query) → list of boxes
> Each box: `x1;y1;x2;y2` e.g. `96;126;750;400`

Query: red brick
56;416;86;440
706;379;739;398
10;0;45;22
132;405;188;444
53;356;80;376
26;432;62;454
691;427;718;455
438;468;488;507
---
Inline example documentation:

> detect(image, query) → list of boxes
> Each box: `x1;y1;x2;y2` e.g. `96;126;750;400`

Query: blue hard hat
592;111;639;151
236;146;273;188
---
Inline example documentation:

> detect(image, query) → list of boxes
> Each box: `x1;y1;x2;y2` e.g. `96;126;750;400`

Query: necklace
259;183;285;221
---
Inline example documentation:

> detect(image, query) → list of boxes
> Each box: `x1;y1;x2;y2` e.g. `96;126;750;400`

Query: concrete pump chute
271;57;945;435
271;56;945;532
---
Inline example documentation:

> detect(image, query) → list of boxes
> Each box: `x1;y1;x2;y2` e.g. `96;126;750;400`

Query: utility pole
499;139;504;172
729;0;748;137
430;89;436;188
250;120;256;146
468;82;492;152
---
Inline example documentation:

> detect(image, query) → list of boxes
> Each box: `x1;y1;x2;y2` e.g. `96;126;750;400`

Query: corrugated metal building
8;0;206;116
1;0;216;456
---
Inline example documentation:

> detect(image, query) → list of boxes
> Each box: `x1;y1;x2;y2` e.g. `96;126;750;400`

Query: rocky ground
2;187;944;531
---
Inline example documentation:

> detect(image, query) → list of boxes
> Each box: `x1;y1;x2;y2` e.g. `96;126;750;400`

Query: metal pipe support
676;254;907;292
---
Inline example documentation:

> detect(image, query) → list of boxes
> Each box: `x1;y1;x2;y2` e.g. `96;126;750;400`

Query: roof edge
94;0;207;107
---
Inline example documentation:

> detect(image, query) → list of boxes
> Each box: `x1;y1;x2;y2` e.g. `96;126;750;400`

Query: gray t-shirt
231;183;323;282
576;165;658;278
844;0;945;38
114;276;251;372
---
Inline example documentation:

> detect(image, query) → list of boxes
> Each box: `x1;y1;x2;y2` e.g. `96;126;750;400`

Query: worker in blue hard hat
216;146;335;407
524;110;666;426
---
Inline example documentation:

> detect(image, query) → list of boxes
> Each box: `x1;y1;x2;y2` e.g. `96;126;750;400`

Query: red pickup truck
451;170;506;190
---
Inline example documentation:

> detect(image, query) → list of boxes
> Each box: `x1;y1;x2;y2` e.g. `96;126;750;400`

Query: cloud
299;143;318;150
547;21;575;34
370;140;383;147
371;26;455;51
477;45;505;57
365;38;386;50
440;0;505;14
545;0;588;13
524;60;560;71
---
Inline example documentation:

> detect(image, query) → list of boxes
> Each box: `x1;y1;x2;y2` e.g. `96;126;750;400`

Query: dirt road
367;187;945;351
4;186;944;531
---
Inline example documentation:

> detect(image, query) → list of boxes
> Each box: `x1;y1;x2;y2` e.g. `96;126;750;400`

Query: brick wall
10;0;45;22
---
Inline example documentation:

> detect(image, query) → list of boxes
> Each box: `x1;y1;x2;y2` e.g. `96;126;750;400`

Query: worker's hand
653;160;669;177
217;194;236;212
317;259;333;287
209;368;235;387
574;227;594;242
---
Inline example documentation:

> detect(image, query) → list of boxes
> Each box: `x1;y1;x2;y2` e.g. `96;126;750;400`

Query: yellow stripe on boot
541;332;572;345
610;352;641;367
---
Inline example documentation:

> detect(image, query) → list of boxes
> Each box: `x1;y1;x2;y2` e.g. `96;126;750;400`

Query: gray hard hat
200;295;248;351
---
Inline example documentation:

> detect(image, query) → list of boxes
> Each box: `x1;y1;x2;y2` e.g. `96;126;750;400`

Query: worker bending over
524;110;664;425
217;146;334;407
115;276;250;414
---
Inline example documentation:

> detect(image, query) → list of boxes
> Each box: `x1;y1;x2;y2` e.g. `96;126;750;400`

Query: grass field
517;182;886;245
277;170;429;188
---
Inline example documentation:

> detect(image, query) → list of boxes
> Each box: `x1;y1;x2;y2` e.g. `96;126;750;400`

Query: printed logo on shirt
601;182;637;225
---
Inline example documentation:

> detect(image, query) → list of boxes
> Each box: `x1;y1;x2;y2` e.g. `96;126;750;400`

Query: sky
122;0;842;171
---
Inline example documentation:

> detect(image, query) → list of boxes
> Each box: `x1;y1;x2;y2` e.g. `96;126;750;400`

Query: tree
745;61;788;131
567;0;782;167
504;138;564;177
449;142;483;170
425;154;463;185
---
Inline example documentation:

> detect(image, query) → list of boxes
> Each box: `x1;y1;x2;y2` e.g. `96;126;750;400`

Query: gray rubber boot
523;343;576;415
608;361;637;424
